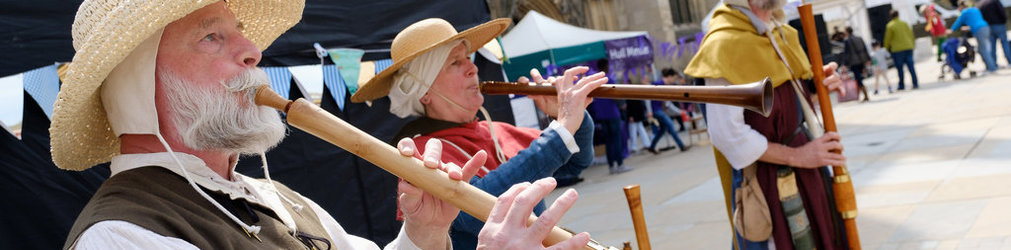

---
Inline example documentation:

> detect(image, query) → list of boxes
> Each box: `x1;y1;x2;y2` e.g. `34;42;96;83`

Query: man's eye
202;34;217;42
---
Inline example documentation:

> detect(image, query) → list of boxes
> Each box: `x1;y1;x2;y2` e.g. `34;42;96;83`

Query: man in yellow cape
684;0;847;249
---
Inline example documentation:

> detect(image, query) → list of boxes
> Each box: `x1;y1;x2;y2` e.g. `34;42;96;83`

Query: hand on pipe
791;132;846;168
520;67;608;133
822;62;845;96
477;178;590;250
396;138;487;249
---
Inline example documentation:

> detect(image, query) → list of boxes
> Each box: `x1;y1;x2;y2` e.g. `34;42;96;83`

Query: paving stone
978;237;1004;249
889;199;987;242
965;125;1011;159
854;180;938;209
919;240;939;249
859;205;916;247
850;160;959;186
897;241;922;250
937;240;961;250
926;174;1011;202
957;237;982;249
966;197;1011;238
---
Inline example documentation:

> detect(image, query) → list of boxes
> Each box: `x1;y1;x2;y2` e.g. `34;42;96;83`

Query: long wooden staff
797;4;861;249
254;87;617;250
622;185;651;250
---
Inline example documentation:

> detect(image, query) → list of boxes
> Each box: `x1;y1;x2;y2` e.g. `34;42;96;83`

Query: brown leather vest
65;166;333;249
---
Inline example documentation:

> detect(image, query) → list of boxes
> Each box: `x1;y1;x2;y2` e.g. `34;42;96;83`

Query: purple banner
605;36;654;79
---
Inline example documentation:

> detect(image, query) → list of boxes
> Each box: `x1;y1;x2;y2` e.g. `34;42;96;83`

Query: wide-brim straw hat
50;0;304;171
350;18;510;103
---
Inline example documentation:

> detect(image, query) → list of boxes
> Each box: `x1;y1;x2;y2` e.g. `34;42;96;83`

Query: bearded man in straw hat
53;1;592;249
684;0;847;248
350;18;606;249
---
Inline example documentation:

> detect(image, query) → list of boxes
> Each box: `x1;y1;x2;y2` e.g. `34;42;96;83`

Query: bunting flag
287;65;323;103
1;73;24;132
322;64;346;110
358;61;376;87
373;58;393;73
262;67;292;100
22;63;60;120
327;48;364;95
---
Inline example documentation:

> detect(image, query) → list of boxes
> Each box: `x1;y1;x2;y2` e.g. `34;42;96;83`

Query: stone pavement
545;53;1011;249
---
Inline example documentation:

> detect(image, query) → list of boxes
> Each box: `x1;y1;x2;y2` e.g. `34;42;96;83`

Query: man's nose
234;36;261;67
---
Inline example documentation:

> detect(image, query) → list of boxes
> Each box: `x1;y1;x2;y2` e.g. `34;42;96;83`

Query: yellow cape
684;4;813;87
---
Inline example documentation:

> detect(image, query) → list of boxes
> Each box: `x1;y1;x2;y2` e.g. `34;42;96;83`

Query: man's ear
420;92;432;104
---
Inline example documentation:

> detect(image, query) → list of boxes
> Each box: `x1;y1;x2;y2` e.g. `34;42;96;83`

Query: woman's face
424;43;484;122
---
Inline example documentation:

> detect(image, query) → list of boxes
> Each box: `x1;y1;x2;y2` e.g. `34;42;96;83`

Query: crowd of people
588;67;697;176
830;0;1010;101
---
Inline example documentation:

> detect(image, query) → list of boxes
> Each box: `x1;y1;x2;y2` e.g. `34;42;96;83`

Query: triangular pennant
22;63;60;120
358;61;375;87
322;64;346;111
327;48;364;95
287;65;323;103
262;67;292;100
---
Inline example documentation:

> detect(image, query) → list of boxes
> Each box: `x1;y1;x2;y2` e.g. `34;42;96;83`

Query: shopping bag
837;71;859;102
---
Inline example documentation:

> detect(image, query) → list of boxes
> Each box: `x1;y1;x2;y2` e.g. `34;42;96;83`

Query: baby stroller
940;35;976;80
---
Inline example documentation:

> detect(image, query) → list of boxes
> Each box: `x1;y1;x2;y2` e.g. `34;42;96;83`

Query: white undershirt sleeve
303;196;387;250
705;78;769;169
304;194;448;250
547;120;580;154
72;221;197;250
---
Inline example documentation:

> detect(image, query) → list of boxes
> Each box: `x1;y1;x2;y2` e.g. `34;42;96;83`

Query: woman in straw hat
350;18;606;249
54;1;589;249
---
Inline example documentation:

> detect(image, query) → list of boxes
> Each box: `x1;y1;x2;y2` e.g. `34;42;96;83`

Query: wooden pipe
798;4;861;249
623;185;651;250
480;78;775;117
254;86;618;250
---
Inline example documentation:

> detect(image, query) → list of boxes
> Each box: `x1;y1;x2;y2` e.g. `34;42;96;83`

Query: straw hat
49;0;304;171
350;18;510;103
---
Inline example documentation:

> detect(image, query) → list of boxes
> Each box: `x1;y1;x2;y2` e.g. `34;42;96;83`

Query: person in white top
870;41;894;94
49;0;589;249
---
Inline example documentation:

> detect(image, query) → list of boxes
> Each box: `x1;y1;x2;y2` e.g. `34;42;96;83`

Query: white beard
751;0;785;12
159;67;286;155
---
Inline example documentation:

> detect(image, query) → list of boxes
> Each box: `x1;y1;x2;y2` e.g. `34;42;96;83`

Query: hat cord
153;134;263;236
478;106;508;164
260;153;305;237
428;88;508;164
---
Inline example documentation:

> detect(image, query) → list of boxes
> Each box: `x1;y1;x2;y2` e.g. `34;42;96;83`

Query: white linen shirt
705;78;769;170
71;152;426;250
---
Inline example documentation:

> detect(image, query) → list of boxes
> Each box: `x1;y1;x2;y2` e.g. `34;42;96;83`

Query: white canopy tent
500;10;647;58
499;10;652;81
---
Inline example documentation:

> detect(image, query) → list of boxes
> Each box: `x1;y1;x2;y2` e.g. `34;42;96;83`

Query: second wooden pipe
798;3;861;249
481;77;774;117
254;86;617;250
623;185;651;250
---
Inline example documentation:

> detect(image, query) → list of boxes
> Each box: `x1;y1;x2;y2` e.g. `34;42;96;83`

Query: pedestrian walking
978;0;1011;67
884;10;920;89
870;41;894;94
841;27;872;101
